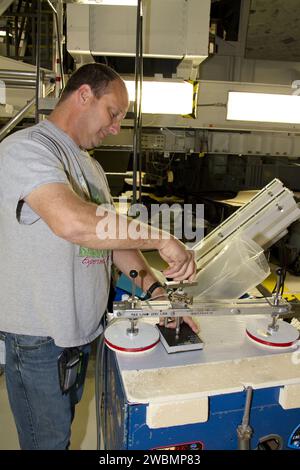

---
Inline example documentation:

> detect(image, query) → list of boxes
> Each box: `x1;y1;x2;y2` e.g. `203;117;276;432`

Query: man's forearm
26;183;195;282
25;183;169;251
65;203;169;251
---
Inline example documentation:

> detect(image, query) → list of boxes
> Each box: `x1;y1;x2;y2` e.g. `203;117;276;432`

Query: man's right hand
158;237;196;282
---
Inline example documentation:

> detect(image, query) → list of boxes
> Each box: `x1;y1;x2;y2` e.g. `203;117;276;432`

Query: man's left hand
148;287;199;333
159;316;198;333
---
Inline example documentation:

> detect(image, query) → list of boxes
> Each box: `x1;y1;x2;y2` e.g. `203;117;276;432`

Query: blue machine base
103;350;300;450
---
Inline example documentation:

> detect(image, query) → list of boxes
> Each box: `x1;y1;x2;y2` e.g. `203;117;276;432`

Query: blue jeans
0;332;90;450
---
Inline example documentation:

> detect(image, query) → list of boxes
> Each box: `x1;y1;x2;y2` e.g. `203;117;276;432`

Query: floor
0;358;98;450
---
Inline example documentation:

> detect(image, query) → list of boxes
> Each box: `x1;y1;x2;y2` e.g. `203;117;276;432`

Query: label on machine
152;441;204;451
288;424;300;449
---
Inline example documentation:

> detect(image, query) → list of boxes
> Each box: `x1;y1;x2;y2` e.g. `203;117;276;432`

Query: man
0;63;196;450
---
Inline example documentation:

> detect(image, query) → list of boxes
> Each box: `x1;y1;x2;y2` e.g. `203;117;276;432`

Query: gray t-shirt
0;120;112;347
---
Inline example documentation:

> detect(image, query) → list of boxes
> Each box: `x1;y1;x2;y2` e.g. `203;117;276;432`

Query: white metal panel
66;4;93;55
244;133;263;156
67;0;210;59
185;0;211;59
200;131;300;157
291;137;300;157
141;0;186;58
89;4;136;56
209;132;229;154
200;54;300;86
228;133;244;155
270;134;291;156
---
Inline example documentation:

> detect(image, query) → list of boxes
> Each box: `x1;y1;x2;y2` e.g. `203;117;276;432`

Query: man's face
80;80;129;150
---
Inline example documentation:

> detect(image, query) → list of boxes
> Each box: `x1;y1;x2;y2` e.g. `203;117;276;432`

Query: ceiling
245;0;300;62
211;0;300;62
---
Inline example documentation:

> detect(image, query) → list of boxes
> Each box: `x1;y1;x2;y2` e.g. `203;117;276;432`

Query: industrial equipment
101;273;300;449
193;178;300;269
99;179;300;450
105;279;295;353
101;305;300;450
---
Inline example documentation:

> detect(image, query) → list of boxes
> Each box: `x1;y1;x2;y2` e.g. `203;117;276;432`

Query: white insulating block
279;383;300;410
146;397;208;429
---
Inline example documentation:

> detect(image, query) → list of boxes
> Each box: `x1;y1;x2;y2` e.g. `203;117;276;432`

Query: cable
271;239;288;296
95;315;107;450
197;103;227;107
35;0;41;124
95;333;103;450
272;267;286;297
45;0;65;88
132;0;143;207
138;3;143;204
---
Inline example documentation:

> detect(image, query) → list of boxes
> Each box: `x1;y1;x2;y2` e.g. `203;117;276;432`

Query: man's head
59;62;123;103
52;63;129;149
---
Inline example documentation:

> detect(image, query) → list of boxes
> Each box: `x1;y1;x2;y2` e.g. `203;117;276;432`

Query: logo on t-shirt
79;193;109;266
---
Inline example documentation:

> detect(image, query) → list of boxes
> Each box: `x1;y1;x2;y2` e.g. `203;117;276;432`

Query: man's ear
77;84;93;105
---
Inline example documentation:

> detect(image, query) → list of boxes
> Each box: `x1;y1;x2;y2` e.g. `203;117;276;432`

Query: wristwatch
142;281;166;300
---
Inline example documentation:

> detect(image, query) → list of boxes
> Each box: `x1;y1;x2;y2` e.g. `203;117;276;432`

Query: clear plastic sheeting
185;235;270;300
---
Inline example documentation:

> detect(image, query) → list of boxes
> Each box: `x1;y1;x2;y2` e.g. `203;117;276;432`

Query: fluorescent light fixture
124;80;194;115
75;1;137;5
227;91;300;124
0;31;12;37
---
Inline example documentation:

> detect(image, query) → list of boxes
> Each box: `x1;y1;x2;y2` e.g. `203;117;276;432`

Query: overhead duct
66;0;211;77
